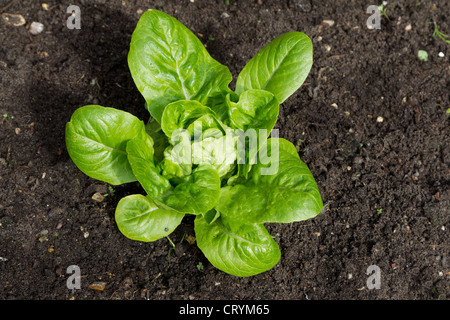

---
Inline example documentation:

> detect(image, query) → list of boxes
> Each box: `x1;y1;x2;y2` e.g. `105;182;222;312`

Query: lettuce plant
65;10;323;277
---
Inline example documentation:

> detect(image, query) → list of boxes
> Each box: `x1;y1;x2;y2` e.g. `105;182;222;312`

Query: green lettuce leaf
161;100;225;138
158;165;221;215
216;138;323;224
191;132;238;178
195;214;280;277
126;138;172;198
65;105;147;185
160;130;193;179
115;194;184;242
226;89;279;134
235;32;313;104
128;9;232;122
126;136;221;215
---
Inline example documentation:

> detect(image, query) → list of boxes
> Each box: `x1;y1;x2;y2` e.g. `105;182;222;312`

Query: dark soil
0;0;448;300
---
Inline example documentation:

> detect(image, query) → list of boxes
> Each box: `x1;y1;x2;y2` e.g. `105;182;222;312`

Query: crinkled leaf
226;89;279;134
216;138;323;224
161;101;236;178
191;132;238;178
160;130;193;179
195;214;280;277
127;138;220;215
115;194;184;242
128;9;232;122
158;165;220;215
203;209;220;225
145;117;169;165
126;138;171;198
224;89;279;179
161;100;219;137
235;32;313;104
65;105;147;185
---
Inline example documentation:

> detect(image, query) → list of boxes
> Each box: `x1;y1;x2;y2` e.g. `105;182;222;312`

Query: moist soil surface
0;0;449;300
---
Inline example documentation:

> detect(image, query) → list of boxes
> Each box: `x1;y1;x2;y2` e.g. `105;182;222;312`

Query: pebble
376;116;384;123
29;22;44;35
38;229;49;242
405;24;412;31
322;19;335;27
88;282;107;291
91;192;105;203
2;13;26;26
438;52;445;58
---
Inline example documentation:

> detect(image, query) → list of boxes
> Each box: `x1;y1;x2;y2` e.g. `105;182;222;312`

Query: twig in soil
0;0;17;14
151;272;162;284
311;66;328;98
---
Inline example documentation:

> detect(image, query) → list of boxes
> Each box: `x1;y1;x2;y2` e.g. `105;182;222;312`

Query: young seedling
433;22;450;45
65;10;323;277
378;2;390;21
166;236;176;269
418;49;429;62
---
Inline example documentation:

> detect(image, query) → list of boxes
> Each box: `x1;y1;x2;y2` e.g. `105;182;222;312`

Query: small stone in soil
29;22;44;35
2;13;26;26
88;282;107;291
91;192;105;202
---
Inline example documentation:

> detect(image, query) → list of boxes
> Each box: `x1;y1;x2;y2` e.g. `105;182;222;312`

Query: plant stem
166;236;176;268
